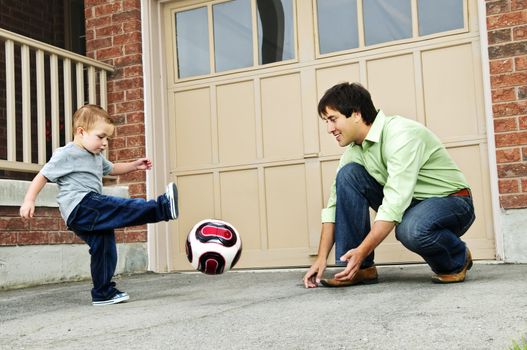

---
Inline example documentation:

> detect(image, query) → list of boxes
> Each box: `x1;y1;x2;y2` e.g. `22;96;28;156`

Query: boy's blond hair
73;104;114;134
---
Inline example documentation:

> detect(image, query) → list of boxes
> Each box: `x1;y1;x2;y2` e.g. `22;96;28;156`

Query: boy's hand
20;200;36;219
134;158;152;171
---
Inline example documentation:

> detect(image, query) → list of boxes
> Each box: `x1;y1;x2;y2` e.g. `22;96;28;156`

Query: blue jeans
67;192;172;301
334;163;475;274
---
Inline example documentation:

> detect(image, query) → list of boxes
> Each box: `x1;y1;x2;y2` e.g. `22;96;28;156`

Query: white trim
477;0;503;260
141;0;173;272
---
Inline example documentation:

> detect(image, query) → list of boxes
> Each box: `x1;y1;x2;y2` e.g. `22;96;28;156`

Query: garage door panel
447;145;493;246
173;88;213;168
422;44;479;140
265;164;309;249
219;169;261;250
261;74;304;159
367;54;417;120
217;81;257;164
176;173;215;254
316;63;360;156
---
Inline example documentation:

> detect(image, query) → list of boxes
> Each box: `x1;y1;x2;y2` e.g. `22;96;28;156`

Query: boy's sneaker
165;182;179;219
92;292;130;306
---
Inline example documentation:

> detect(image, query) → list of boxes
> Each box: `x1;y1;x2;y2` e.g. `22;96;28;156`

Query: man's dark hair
317;82;378;125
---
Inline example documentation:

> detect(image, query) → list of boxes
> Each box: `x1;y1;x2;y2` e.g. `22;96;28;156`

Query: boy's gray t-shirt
40;142;113;222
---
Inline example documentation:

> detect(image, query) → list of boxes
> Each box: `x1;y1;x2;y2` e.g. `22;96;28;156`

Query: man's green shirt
321;110;469;224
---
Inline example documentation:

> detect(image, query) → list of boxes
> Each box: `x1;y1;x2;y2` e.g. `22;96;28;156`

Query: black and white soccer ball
186;219;242;275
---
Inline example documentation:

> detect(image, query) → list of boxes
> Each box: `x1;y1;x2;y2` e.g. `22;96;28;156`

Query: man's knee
336;163;366;187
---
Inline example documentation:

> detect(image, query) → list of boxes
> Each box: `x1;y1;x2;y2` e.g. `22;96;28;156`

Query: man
303;82;475;288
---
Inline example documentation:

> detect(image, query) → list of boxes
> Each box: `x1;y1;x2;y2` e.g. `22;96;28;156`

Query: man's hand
334;248;365;281
303;258;327;288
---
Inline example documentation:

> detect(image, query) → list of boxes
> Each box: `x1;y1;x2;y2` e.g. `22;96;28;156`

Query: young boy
19;104;178;306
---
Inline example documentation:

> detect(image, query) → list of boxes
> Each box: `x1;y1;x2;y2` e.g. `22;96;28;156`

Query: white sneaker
165;182;179;219
92;292;130;306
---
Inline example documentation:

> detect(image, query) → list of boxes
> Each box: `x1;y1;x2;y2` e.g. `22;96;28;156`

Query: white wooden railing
0;28;114;173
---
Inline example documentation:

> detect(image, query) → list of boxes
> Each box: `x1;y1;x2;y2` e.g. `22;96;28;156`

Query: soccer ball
186;219;242;275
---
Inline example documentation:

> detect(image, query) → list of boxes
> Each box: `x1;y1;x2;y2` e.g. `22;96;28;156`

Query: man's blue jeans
334;163;475;274
67;192;172;301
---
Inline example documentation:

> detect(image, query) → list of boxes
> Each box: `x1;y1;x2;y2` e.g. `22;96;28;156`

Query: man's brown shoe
320;266;378;287
432;249;473;284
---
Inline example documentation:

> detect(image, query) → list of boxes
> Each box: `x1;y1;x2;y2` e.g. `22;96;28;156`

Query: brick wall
84;0;147;242
0;0;146;246
487;0;527;209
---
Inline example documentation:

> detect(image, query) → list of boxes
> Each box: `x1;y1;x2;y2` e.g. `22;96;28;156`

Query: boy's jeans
334;163;475;274
67;192;172;301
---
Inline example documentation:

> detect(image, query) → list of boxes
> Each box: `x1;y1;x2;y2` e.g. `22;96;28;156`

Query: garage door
161;0;495;270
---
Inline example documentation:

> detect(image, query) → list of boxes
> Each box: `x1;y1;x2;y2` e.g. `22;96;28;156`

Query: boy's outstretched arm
20;173;48;218
109;157;152;175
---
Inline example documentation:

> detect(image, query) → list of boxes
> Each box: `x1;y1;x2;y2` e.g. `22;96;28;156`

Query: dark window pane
257;0;295;64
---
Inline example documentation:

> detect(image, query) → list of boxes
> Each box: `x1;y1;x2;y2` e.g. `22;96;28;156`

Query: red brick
123;65;143;77
487;0;510;15
500;193;527;208
113;32;142;46
116;147;145;161
522;178;527;191
492;101;527;117
115;123;144;137
0;232;17;246
512;0;527;11
115;100;144;114
488;41;527;59
126;112;144;124
123;229;147;242
519;116;527;129
109;136;126;149
112;9;141;24
118;170;146;183
94;3;122;17
48;231;77;244
513;25;527;40
490;59;514;74
495;131;527;147
488;28;512;44
17;231;49;245
487;11;527;30
30;217;60;231
124;43;142;55
494;117;518;132
96;46;122;61
113;54;142;67
491;72;527;88
113;77;143;91
126;135;145;147
516;56;527;70
492;87;516;102
497;162;527;177
499;178;520;193
128;183;146;196
496;148;521;163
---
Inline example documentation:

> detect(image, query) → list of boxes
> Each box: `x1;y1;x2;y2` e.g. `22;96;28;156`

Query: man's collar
363;110;385;146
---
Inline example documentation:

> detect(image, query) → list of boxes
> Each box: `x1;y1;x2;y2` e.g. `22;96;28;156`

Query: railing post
5;39;16;162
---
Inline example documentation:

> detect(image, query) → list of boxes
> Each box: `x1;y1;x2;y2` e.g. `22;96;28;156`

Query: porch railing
0;28;114;173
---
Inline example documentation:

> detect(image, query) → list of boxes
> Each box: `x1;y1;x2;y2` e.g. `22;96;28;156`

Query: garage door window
174;0;295;80
316;0;465;55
